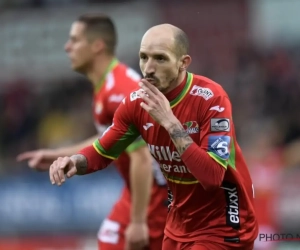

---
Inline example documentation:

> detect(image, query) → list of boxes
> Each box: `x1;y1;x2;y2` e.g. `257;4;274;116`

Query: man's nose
144;59;155;75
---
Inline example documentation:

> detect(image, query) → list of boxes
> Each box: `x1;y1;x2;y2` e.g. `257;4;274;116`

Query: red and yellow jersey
93;59;141;188
93;59;168;236
88;72;258;246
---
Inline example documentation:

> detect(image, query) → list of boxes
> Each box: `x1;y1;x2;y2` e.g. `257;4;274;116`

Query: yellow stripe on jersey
93;140;117;160
207;152;228;169
163;173;199;185
170;72;193;109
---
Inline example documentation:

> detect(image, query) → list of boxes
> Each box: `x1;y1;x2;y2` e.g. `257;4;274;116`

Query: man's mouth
145;78;156;84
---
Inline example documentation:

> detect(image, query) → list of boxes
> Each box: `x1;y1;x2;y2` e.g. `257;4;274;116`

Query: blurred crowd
0;77;95;173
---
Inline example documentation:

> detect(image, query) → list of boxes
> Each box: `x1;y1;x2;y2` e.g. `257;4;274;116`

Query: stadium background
1;0;300;249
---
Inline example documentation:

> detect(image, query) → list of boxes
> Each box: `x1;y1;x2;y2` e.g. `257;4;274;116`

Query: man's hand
49;156;78;186
138;79;177;129
16;149;61;171
125;222;149;250
139;79;194;155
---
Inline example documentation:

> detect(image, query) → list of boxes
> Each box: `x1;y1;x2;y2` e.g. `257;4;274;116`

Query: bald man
49;24;258;250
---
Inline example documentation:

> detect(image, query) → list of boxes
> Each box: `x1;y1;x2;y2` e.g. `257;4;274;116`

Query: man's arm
163;120;225;191
124;143;153;249
164;122;194;155
138;80;229;191
127;142;153;223
49;95;142;183
17;134;99;170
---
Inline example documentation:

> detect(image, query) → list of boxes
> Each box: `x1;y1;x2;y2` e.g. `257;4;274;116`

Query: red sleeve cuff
78;145;111;174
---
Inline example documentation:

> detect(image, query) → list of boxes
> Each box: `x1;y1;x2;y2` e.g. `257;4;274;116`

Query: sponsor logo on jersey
183;121;199;134
208;136;230;160
189;85;214;100
209;105;225;112
130;91;141;101
210;118;230;132
147;144;195;175
159;163;191;173
221;181;240;230
148;144;181;162
143;123;153;130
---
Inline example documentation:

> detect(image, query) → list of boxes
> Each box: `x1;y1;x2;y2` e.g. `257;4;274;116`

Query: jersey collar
168;72;193;108
94;58;119;93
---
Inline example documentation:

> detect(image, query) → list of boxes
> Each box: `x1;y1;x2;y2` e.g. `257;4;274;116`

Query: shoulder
114;63;141;84
190;74;229;100
128;88;143;103
117;88;144;109
105;63;141;97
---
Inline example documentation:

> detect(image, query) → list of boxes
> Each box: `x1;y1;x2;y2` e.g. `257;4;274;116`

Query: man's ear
92;38;105;53
179;55;192;71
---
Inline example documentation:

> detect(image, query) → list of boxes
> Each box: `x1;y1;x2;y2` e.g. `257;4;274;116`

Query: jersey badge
189;85;214;100
183;121;199;134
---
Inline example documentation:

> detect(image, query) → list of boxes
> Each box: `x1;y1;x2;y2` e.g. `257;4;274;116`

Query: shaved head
142;24;189;57
139;23;191;94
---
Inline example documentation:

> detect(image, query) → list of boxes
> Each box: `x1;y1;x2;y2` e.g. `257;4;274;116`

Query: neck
86;54;115;89
163;70;187;94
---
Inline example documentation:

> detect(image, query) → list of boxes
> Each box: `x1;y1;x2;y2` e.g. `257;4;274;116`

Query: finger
16;151;36;161
51;158;63;185
140;102;151;112
59;156;71;169
66;167;77;178
49;164;55;185
138;91;155;106
28;155;43;168
139;81;157;99
53;170;62;185
140;79;161;95
57;166;65;183
58;157;76;178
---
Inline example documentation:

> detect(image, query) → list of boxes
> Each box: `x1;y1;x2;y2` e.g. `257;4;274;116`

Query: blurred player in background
17;14;168;250
49;24;258;250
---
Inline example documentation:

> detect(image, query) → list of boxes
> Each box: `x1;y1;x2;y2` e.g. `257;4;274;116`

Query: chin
73;64;86;74
157;86;167;92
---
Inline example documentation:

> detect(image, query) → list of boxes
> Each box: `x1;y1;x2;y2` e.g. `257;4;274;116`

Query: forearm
129;148;153;223
181;143;225;190
165;119;225;190
70;154;89;175
77;144;112;174
56;135;99;156
164;119;194;155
